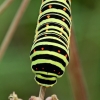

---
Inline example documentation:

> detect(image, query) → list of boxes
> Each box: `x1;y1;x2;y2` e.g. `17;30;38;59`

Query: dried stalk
0;0;13;14
39;86;46;100
8;92;22;100
68;28;88;100
0;0;30;61
51;94;59;100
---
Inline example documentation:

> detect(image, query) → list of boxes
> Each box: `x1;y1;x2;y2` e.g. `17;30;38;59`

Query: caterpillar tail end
34;75;57;88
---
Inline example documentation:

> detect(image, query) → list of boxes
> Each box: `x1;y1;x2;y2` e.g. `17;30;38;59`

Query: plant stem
68;29;88;100
39;86;46;100
0;0;13;14
0;0;30;61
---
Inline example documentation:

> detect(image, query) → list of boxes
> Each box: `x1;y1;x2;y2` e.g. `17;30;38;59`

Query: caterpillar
30;0;72;87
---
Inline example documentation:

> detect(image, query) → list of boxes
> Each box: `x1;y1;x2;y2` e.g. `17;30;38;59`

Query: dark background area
0;0;100;100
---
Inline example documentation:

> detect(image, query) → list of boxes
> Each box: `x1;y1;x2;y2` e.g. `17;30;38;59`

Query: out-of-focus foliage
0;0;100;100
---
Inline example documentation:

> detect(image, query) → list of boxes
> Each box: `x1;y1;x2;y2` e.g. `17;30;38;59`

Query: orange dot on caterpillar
33;49;36;52
48;5;52;8
62;18;65;21
47;15;50;18
63;8;66;11
41;47;44;50
58;50;60;53
65;54;67;57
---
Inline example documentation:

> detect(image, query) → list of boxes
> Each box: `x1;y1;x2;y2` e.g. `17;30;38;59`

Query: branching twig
0;0;30;61
0;0;13;14
68;28;88;100
8;89;58;100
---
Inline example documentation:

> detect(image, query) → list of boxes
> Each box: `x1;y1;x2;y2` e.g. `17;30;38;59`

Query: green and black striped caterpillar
30;0;72;87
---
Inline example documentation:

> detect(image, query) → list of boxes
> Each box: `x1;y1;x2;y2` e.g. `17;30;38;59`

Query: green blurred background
0;0;100;100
